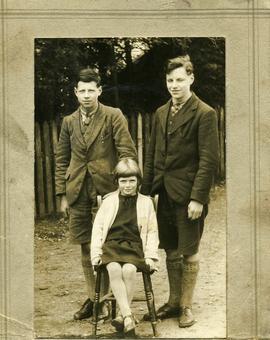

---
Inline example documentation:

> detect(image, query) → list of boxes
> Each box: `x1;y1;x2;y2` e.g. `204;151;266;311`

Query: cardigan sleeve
90;193;119;263
143;198;159;261
90;200;107;263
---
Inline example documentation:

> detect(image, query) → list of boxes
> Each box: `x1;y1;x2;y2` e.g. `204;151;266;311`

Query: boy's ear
190;74;195;85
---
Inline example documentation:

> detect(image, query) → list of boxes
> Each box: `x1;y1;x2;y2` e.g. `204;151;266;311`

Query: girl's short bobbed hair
114;158;142;184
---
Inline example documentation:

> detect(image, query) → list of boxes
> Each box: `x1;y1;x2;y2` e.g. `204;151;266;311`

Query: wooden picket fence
35;108;225;217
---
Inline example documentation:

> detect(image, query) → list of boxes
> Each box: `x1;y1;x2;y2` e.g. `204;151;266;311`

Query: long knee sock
115;278;135;318
81;257;95;301
127;281;135;306
180;260;199;308
166;259;182;307
109;277;131;317
122;269;136;306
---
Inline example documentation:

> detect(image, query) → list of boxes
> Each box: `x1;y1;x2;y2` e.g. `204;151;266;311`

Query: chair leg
92;267;102;337
142;272;158;337
111;299;117;319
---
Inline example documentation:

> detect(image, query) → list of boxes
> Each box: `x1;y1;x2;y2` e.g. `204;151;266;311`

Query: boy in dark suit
141;55;219;327
55;68;137;320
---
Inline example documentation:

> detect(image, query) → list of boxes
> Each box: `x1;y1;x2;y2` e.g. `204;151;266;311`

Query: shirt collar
80;104;98;124
170;93;192;116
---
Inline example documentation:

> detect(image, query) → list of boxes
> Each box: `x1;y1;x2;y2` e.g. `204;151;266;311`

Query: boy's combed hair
114;158;142;184
75;68;101;87
165;55;194;75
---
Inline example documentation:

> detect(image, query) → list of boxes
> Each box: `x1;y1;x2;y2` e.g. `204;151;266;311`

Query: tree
35;37;225;121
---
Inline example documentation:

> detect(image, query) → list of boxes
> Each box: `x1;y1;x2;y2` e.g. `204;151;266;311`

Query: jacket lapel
84;103;106;151
169;92;199;134
72;109;86;147
159;100;171;135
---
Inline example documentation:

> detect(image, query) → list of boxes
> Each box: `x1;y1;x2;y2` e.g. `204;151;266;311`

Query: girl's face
118;176;138;196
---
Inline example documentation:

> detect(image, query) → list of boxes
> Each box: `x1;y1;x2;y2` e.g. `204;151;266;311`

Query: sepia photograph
34;37;226;338
1;2;269;340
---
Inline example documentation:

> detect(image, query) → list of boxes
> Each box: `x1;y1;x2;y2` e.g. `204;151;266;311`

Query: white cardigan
91;190;159;264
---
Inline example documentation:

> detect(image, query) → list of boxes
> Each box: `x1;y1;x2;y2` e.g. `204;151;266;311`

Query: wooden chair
92;265;158;337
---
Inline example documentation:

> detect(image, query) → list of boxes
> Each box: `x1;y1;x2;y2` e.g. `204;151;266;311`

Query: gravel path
34;185;226;339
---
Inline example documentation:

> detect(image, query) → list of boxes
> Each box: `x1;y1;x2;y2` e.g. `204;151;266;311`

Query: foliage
35;38;225;121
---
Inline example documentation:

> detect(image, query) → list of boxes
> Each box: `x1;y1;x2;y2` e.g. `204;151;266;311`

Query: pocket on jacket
100;131;111;142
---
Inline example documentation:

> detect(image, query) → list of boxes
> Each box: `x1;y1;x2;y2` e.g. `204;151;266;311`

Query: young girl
91;158;159;337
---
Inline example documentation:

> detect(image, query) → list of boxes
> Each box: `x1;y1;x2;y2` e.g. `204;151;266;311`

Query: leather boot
178;260;199;328
74;298;94;320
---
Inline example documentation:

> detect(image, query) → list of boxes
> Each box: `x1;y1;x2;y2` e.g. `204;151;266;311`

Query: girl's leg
122;263;137;305
121;264;137;333
106;262;131;317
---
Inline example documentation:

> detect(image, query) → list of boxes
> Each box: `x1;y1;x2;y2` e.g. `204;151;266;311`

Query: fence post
35;122;46;217
137;113;143;173
219;107;225;180
143;112;151;162
129;113;137;148
43;121;54;214
51;120;61;213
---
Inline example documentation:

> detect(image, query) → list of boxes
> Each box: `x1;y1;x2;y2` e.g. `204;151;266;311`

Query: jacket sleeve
190;109;219;204
112;109;137;161
55;117;71;196
144;199;159;261
140;113;157;195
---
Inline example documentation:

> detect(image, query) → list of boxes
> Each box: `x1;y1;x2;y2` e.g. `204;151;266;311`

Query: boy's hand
145;258;156;271
60;195;69;218
188;200;203;220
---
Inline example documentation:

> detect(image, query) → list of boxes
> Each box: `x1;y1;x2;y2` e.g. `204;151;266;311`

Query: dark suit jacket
141;92;219;205
55;103;137;205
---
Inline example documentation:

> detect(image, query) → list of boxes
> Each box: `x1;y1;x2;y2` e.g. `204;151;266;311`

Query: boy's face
166;66;194;101
118;176;138;196
74;81;102;111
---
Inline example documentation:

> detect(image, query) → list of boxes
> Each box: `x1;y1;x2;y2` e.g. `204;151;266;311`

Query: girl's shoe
111;315;124;332
123;314;136;338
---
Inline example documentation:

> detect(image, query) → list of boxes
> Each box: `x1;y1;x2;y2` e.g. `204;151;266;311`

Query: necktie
171;103;184;117
84;115;91;125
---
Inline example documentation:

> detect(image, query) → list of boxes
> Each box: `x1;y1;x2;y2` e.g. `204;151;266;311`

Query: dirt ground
34;185;226;339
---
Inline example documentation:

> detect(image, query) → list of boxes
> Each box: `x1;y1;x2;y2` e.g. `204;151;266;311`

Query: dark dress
101;194;148;272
